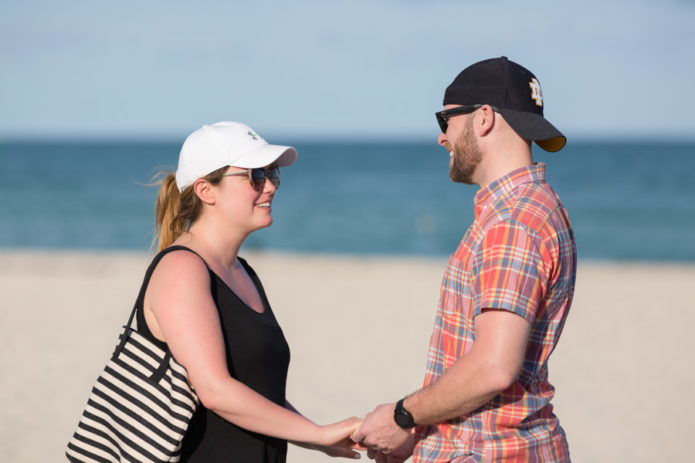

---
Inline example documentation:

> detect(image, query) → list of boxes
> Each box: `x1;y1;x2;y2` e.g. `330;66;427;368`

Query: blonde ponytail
150;167;229;252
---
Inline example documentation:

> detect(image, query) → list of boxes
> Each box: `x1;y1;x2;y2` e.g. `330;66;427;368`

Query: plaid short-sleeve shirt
413;163;576;463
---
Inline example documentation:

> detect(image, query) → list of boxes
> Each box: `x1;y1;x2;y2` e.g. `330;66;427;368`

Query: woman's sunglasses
223;167;281;191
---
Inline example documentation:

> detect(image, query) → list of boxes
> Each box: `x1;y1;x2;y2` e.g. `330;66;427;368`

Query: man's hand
351;403;414;458
365;432;414;462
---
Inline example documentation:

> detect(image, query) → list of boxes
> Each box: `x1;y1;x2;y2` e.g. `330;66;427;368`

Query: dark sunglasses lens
436;112;448;133
268;168;280;188
437;106;477;133
250;169;266;190
250;168;280;189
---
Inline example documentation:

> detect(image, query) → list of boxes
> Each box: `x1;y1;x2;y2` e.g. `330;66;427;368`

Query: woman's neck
182;217;248;270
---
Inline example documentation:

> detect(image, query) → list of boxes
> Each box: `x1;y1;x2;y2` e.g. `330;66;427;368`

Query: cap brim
497;108;566;152
231;144;298;169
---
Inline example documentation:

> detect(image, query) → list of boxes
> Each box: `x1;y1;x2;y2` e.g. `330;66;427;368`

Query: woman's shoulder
152;246;211;285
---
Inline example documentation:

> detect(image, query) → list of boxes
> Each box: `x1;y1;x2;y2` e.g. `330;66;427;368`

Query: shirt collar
474;163;546;218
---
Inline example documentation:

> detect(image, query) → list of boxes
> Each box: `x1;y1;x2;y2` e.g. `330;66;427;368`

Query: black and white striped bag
66;304;199;462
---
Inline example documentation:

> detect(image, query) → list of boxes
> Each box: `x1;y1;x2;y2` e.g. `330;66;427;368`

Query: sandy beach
1;250;693;462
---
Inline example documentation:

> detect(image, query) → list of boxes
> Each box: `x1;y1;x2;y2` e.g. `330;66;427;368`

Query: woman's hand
311;417;365;459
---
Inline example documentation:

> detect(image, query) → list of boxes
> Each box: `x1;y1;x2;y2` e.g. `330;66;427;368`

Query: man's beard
449;118;482;185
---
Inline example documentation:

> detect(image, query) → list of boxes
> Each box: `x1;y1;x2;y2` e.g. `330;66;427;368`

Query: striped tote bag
66;306;199;462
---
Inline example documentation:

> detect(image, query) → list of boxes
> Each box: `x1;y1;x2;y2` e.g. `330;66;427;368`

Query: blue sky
1;0;694;140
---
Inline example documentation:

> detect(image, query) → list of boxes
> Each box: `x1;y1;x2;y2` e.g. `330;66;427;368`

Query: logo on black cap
529;78;543;107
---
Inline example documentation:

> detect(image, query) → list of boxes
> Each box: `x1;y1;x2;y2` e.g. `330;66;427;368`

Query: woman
142;121;361;461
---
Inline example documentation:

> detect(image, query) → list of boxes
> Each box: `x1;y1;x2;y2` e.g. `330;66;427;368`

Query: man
352;57;576;462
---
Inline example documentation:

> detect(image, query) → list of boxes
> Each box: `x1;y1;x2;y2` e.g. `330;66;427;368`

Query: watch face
395;411;413;428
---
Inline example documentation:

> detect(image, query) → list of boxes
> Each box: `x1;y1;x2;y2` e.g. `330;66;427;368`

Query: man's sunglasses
435;104;491;133
223;167;280;191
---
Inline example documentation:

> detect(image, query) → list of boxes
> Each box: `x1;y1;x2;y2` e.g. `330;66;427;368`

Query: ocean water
1;140;693;261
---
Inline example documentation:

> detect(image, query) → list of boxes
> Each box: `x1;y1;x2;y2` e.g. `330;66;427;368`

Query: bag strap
114;245;209;357
151;351;174;383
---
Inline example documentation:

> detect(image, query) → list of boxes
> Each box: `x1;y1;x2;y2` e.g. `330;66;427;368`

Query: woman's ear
193;178;216;205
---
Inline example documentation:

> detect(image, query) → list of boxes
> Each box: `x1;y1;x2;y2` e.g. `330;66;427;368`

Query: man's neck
474;141;533;188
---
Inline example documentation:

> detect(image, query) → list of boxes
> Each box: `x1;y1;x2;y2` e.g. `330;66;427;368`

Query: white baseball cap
175;121;298;192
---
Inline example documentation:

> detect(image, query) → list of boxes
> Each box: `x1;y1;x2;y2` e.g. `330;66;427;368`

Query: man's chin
449;169;474;185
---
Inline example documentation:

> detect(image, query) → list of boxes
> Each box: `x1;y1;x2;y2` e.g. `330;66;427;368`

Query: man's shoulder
507;182;564;227
477;183;565;243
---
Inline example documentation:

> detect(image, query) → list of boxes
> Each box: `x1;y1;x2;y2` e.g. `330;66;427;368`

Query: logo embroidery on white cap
529;78;543;107
248;131;258;140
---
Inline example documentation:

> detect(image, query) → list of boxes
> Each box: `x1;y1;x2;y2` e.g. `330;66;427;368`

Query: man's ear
477;104;496;137
193;178;216;205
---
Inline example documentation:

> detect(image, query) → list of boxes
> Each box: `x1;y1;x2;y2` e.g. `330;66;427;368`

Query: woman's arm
144;250;360;447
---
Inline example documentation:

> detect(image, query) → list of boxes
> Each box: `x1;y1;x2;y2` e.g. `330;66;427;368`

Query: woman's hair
151;166;229;252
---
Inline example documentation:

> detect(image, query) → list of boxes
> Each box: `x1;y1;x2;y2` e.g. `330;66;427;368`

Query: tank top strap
237;256;271;312
126;245;211;333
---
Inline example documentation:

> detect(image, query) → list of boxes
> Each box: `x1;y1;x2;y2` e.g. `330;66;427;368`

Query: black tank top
135;245;290;463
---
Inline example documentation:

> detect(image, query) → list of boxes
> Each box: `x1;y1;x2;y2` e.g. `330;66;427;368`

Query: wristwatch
393;398;416;429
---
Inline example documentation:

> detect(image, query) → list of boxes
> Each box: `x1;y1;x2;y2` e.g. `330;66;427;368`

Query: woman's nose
262;177;277;194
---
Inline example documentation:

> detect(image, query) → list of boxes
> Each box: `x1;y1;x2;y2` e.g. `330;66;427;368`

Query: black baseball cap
444;56;566;152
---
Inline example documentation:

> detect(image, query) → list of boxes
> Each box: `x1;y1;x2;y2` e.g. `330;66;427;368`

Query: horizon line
2;134;695;145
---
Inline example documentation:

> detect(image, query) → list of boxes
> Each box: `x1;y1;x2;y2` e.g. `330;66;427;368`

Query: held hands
301;405;416;461
351;403;415;462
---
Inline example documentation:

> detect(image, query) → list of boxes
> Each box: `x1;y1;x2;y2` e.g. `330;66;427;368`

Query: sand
1;250;693;462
